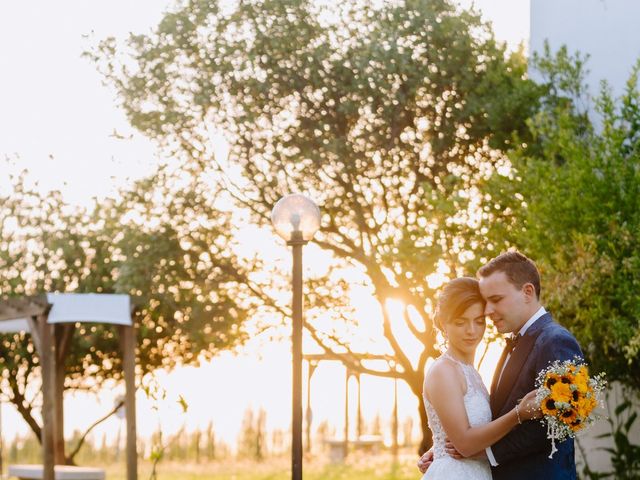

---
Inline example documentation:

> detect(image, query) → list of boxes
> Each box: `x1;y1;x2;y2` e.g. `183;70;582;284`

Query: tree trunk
400;369;433;455
417;393;433;455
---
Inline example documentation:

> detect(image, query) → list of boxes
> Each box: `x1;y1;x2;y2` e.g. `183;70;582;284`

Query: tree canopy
93;0;542;451
0;167;256;461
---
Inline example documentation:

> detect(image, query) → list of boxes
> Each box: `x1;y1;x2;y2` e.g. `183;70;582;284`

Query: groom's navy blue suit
490;313;582;480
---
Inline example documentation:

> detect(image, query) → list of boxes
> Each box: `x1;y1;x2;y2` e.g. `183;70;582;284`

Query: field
103;453;420;480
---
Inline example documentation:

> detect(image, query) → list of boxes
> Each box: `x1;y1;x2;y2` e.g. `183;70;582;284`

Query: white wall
574;383;640;475
530;0;640;98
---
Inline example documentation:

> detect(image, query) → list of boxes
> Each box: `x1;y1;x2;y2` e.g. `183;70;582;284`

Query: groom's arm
490;330;582;465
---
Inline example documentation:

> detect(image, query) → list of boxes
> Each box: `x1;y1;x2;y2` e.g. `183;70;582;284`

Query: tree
237;408;267;460
92;0;542;451
0;166;256;463
204;421;216;460
484;46;640;389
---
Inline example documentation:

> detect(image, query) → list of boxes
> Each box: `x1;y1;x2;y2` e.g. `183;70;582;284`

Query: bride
419;277;540;479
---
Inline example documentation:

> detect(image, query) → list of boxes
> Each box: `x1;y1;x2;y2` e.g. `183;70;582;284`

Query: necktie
505;333;521;354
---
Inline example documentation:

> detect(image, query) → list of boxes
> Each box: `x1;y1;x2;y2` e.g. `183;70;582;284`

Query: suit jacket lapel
490;314;553;417
490;346;510;398
491;333;537;417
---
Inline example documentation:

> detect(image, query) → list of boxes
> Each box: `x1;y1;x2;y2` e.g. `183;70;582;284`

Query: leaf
177;394;189;413
623;412;637;434
614;431;630;450
615;401;632;417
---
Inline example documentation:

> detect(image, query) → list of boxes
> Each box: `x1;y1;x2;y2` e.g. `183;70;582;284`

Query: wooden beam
27;317;42;354
302;353;393;363
0;295;48;322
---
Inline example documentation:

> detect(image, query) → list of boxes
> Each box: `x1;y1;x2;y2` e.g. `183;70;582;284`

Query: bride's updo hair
434;277;484;331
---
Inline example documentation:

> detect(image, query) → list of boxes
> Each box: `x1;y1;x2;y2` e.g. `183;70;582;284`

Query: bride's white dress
421;353;492;480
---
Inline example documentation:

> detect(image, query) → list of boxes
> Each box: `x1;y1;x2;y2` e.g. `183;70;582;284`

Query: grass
103;453;420;480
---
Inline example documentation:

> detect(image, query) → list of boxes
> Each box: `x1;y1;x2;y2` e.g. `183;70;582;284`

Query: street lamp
271;194;320;480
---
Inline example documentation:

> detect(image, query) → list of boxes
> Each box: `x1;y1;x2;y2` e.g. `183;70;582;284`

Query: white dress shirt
486;306;547;467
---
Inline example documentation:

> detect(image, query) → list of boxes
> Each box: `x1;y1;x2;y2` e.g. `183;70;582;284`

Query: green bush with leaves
485;46;640;389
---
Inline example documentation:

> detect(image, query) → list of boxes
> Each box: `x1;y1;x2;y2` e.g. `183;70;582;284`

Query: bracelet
515;402;523;425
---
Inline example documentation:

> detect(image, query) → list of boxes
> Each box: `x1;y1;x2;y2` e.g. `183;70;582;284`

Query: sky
0;1;165;206
0;0;531;454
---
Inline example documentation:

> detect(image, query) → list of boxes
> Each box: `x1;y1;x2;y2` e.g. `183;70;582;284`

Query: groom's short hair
478;251;541;299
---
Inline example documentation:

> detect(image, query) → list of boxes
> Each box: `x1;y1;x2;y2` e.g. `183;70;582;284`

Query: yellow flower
550;381;573;404
542;396;557;416
574;366;589;392
579;395;597;416
560;408;578;426
570;417;586;432
545;373;561;389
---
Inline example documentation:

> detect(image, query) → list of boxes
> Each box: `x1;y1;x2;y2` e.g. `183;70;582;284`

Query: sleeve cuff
486;447;499;467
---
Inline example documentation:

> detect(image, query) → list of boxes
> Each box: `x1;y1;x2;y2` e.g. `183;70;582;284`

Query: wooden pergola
0;294;138;480
303;353;400;459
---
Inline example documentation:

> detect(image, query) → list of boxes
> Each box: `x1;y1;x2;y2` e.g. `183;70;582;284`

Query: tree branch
303;320;401;379
403;305;429;346
66;399;125;463
379;302;416;377
8;380;42;443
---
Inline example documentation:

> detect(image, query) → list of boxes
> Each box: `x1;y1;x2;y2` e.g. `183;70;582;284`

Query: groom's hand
417;448;434;473
445;438;464;459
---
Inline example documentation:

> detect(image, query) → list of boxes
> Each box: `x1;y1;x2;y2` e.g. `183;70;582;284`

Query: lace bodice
423;352;492;465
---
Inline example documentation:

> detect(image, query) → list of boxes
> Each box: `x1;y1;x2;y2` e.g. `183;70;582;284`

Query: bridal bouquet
535;358;606;458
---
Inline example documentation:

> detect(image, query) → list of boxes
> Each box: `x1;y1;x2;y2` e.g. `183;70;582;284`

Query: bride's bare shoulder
424;356;466;395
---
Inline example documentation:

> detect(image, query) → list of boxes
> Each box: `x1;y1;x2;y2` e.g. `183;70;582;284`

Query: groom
418;251;582;479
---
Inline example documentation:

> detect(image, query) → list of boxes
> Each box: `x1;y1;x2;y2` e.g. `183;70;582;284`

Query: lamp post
271;194;320;480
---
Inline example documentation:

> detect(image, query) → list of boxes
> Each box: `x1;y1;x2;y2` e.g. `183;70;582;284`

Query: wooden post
53;350;65;465
305;361;317;454
39;315;56;480
392;377;399;458
343;369;349;460
356;374;362;440
120;324;138;480
53;324;74;465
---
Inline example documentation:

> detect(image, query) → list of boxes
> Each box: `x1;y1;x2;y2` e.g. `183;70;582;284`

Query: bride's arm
426;361;538;458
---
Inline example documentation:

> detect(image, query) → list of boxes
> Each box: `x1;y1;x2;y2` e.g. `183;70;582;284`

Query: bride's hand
518;390;542;421
417;448;434;473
